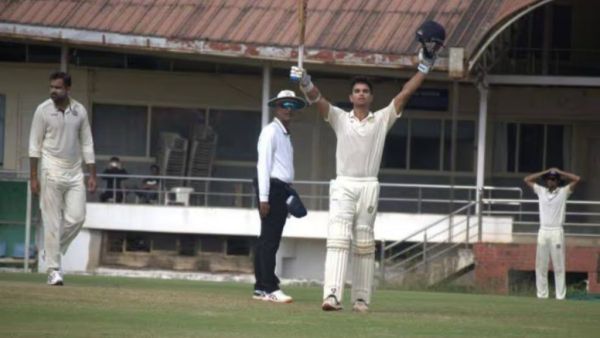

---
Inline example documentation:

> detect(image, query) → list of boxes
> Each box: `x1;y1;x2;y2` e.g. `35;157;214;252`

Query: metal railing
483;198;600;237
91;173;523;215
379;201;479;285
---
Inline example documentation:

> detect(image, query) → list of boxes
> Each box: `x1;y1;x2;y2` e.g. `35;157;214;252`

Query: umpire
253;90;307;303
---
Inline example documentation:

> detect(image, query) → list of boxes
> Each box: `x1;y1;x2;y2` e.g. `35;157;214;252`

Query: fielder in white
29;71;97;286
291;50;438;312
524;168;580;300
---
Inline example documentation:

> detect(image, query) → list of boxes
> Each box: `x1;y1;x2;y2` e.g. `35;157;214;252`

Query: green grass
1;272;598;338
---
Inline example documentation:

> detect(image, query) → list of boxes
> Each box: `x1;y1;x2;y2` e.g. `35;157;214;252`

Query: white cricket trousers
40;168;86;272
536;227;566;300
323;177;379;304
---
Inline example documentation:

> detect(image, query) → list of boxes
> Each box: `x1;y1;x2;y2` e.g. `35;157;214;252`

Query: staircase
380;201;479;288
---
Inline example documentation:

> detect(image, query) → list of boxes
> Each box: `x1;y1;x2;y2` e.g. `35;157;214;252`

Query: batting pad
323;218;352;301
351;224;375;303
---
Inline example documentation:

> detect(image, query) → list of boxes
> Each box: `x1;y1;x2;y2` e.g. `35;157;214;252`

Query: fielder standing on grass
29;71;96;286
291;22;444;312
524;168;580;300
253;90;307;303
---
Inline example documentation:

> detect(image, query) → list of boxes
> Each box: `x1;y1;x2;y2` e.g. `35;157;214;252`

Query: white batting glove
290;66;314;93
417;48;437;74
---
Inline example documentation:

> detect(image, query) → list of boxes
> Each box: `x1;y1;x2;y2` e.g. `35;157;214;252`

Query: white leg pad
323;218;352;302
351;224;375;304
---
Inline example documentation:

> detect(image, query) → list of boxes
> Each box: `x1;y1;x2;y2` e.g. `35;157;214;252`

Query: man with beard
29;71;97;286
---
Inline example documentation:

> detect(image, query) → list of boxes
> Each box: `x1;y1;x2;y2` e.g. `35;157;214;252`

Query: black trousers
253;178;289;293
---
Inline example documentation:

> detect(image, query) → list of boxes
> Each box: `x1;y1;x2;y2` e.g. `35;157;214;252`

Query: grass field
1;272;598;338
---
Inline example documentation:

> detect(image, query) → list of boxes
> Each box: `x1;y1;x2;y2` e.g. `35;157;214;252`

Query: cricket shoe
252;290;268;301
352;299;369;313
47;270;63;286
265;290;293;303
321;295;342;311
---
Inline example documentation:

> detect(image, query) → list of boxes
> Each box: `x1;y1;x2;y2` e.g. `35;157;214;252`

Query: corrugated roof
0;0;544;71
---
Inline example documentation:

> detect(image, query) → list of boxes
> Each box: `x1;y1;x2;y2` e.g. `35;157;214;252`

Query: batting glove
290;66;314;93
417;48;437;74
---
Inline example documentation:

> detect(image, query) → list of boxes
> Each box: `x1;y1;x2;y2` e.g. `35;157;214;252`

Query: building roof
0;0;547;74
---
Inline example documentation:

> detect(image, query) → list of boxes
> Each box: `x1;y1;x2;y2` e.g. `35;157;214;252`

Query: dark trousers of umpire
254;179;289;293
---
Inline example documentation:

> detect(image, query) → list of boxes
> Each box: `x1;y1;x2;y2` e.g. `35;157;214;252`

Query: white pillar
475;79;488;225
261;63;271;127
60;45;68;72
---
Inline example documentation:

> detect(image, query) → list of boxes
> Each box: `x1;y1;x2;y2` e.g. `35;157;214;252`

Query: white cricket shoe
266;290;293;303
252;290;268;301
322;295;342;311
47;270;63;286
352;299;369;313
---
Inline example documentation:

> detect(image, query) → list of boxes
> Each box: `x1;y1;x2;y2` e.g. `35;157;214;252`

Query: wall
83;203;513;243
473;242;600;295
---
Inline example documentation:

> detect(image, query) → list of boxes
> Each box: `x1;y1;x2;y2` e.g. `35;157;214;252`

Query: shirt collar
53;99;74;115
273;117;290;135
349;110;374;121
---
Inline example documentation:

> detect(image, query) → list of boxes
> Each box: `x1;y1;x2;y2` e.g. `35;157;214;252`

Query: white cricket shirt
533;184;571;229
29;98;95;171
326;100;401;178
256;118;294;202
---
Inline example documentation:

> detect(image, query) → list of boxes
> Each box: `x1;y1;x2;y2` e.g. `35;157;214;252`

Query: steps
383;246;475;288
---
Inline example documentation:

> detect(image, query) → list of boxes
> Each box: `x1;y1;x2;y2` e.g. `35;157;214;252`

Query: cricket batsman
291;21;445;312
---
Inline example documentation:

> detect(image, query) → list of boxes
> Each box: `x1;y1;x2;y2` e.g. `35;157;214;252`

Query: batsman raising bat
291;20;446;312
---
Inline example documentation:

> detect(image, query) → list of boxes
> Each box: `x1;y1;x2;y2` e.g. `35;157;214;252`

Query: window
91;103;260;163
72;49;126;68
0;94;4;166
150;107;206;157
152;234;177;251
443;120;475;171
410;119;442;170
382;119;408;169
211;109;261;162
0;42;26;62
383;118;475;172
179;235;197;256
494;122;571;173
226;237;251;256
92;104;148;157
27;45;61;63
199;236;224;253
125;233;151;252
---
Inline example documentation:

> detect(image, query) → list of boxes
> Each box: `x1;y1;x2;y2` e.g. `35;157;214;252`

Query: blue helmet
416;20;446;46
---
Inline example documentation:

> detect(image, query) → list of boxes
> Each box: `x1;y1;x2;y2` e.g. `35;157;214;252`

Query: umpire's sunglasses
278;101;299;110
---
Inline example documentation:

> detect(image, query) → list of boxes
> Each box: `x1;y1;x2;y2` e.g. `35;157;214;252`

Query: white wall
84;203;513;243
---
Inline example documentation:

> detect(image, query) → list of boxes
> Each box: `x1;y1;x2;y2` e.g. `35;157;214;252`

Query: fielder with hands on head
291;21;445;312
524;168;580;300
29;71;96;286
253;90;307;303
